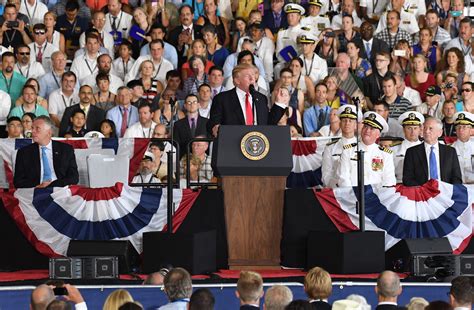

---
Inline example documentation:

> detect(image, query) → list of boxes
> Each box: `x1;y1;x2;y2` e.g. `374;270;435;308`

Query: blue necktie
429;145;438;179
41;146;52;182
365;42;371;59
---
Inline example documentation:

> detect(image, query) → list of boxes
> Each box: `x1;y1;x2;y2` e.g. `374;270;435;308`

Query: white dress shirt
0;90;11;125
299;54;328;85
14;61;45;80
452;138;474;183
70;52;100;84
19;0;48;26
123;121;157;138
39;141;57;183
125;55;174;84
81;72;124;94
104;11;133;39
424;142;441;179
28;41;59;73
48;89;80;121
79;30;115;56
113;57;135;81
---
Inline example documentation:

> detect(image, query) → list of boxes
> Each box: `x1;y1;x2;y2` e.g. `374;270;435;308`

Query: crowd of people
0;0;474;187
28;267;473;309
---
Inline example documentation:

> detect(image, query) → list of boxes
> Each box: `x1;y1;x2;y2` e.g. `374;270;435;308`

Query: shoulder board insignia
343;143;357;149
301;26;310;31
379;146;393;154
391;141;402;147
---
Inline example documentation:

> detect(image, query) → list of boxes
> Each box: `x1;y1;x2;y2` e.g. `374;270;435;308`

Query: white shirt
19;0;48;26
376;10;420;35
113;57;135;81
403;86;422;107
123;121;157;138
236;87;256;125
386;0;426;18
198;102;212;119
254;37;275;82
48;89;79;121
359;0;389;16
28;41;58;73
0;90;11;125
452;138;474;183
79;29;115;56
322;136;356;188
331;11;362;29
39;141;57;183
104;11;133;39
81;72;124;94
70;53;100;84
276;24;304;62
424;142;441;179
392;139;422;183
299;53;328;85
301;15;331;37
337;142;396;187
125;55;174;84
14;61;45;80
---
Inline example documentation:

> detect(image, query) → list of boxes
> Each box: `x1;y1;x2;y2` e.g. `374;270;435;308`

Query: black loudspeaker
49;257;119;279
307;231;385;274
49;258;82;279
459;255;474;276
67;240;139;274
385;238;451;272
143;230;216;275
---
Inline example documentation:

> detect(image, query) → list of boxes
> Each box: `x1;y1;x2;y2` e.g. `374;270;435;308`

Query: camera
53;287;68;296
6;21;19;28
446;82;453;89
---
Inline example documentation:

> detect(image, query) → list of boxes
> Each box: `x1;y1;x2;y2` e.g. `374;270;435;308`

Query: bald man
30;284;55;310
375;271;404;310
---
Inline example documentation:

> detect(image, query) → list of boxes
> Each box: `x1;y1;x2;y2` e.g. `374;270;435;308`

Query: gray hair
34;115;54;129
264;285;293;310
163;267;193;301
425;117;443;130
377;271;401;298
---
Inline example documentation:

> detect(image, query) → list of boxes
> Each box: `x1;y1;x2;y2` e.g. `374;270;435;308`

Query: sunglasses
18;52;30;55
34;31;45;35
462;89;472;93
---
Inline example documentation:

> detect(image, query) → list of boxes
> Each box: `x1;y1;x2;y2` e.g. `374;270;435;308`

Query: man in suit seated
14;115;79;188
236;271;264;309
174;94;208;158
304;267;332;310
375;271;405;310
207;63;289;138
403;117;462;186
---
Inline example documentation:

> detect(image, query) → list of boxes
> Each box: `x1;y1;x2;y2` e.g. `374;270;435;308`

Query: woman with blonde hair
103;289;134;310
137;60;164;104
405;54;435;102
304;266;332;305
44;12;65;53
130;7;152;58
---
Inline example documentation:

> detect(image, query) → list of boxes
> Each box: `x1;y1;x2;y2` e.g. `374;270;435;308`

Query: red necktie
36;45;42;63
245;92;253;125
120;107;128;137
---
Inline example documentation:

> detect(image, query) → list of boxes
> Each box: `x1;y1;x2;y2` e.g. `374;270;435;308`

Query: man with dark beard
0;51;26;107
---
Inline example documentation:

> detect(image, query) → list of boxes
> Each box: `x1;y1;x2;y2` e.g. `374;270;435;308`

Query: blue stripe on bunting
15;138;32;150
286;168;323;188
102;138;119;154
32;187;163;239
358;184;469;239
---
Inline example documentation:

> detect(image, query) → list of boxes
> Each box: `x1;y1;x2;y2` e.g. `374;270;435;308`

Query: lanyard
16;63;30;78
138;173;154;183
34;42;47;58
141;125;152;138
4;30;17;47
52;71;61;88
21;104;36;115
84;56;96;74
67;19;78;37
152;59;163;80
61;94;73;108
122;59;129;75
24;0;38;22
109;11;123;30
304;54;314;77
459;38;471;56
2;72;12;93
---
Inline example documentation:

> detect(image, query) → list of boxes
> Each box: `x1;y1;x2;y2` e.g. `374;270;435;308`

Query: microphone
249;84;256;95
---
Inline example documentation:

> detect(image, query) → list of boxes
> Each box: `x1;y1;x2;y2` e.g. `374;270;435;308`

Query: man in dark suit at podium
207;63;289;138
375;271;406;310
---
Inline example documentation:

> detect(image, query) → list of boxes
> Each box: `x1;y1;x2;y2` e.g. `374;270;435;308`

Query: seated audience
131;152;160;184
304;267;332;309
375;271;403;310
159;267;193;309
103;289;135;310
189;288;215;310
264;285;293;310
236;271;264;309
6;116;23;139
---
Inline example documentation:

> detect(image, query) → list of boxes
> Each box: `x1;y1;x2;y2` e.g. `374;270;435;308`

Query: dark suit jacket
206;88;285;135
310;300;331;310
262;9;288;34
356;37;390;68
59;104;106;137
174;115;208;158
376;304;407;310
167;24;203;66
402;143;462;186
14;140;79;188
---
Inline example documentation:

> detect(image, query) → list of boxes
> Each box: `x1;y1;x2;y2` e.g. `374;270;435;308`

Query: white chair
87;154;130;188
74;149;115;187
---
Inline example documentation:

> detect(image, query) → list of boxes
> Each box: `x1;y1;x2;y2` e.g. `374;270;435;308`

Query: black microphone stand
353;97;365;232
250;84;257;125
166;96;177;234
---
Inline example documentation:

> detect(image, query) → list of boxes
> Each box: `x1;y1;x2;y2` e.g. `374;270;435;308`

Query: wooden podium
212;126;292;269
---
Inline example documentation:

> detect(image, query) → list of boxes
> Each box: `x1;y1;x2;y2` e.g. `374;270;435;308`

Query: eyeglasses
185;101;198;105
462;89;472;93
34;31;45;35
18;52;30;55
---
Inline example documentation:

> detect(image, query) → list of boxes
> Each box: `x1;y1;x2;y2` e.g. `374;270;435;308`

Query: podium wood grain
222;176;286;269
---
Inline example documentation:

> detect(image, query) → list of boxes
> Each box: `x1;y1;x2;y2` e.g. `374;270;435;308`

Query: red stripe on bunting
162;189;201;233
454;232;473;254
395;179;441;202
0;191;59;257
69;182;124;201
3;159;14;190
291;139;317;156
60;139;89;149
314;188;358;232
129;138;150;182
